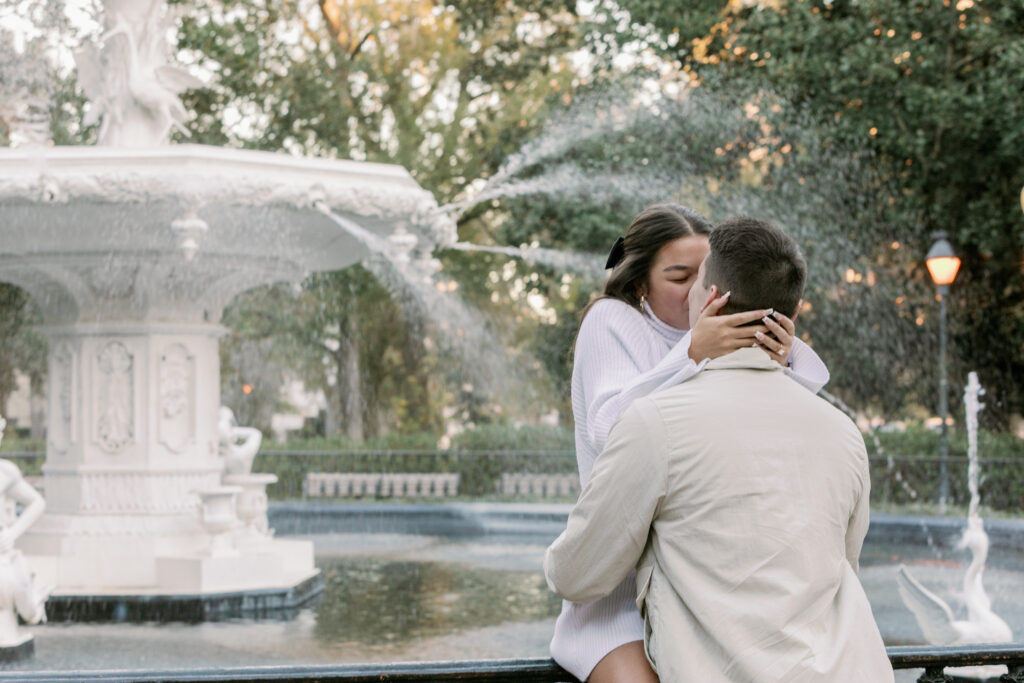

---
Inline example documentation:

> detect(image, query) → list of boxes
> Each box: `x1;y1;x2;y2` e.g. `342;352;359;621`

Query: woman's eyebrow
662;264;695;273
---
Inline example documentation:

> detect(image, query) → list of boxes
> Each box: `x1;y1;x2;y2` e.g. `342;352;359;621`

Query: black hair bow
605;236;625;269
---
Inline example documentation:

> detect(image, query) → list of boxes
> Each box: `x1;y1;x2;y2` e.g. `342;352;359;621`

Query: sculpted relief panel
77;470;217;516
158;343;195;454
95;341;134;453
48;343;75;453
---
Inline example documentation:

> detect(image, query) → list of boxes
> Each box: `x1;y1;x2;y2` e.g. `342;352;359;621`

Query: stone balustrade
303;473;459;499
302;472;580;499
499;473;579;498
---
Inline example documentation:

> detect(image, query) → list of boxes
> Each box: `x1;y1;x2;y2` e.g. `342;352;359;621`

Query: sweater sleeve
545;399;667;603
575;301;703;459
783;338;830;393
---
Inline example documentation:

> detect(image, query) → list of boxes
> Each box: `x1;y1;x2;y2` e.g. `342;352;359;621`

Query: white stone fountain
0;0;454;617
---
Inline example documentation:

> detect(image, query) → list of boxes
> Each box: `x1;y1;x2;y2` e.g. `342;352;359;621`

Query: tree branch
350;29;374;58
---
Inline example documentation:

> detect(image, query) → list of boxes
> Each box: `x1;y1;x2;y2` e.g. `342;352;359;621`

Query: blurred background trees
1;0;1021;441
609;0;1024;425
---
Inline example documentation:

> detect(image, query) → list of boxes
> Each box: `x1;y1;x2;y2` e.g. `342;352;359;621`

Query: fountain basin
43;571;324;622
0;504;1019;680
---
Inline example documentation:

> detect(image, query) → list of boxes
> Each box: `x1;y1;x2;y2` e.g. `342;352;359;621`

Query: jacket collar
704;347;784;373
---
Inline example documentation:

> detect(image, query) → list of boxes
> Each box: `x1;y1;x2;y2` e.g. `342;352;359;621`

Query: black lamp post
925;232;961;507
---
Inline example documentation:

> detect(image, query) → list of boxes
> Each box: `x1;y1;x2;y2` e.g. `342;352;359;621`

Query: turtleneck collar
642;300;688;344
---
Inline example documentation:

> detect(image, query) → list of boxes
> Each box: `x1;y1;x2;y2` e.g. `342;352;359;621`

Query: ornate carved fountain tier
0;144;451;324
0;144;454;607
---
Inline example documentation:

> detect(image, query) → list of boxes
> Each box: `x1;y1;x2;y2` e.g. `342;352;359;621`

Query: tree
0;285;46;436
172;0;593;437
608;0;1024;426
221;266;446;440
175;0;581;201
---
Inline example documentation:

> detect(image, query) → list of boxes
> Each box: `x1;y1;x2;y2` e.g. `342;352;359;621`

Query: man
544;217;893;682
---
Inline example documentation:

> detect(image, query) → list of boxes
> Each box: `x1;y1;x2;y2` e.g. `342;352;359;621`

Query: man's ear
699;284;721;315
790;299;802;322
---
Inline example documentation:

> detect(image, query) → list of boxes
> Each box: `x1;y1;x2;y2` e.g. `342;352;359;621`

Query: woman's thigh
588;640;659;683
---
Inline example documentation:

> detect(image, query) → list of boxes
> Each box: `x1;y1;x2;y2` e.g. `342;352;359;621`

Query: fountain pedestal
16;322;320;614
154;483;314;595
20;323;230;590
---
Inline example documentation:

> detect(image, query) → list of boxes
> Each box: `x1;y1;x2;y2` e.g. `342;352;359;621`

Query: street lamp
926;232;961;507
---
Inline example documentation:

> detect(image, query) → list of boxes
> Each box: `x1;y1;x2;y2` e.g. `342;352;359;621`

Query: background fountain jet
896;373;1013;680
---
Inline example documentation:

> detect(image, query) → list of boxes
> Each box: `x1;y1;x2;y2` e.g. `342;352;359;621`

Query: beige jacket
544;348;893;682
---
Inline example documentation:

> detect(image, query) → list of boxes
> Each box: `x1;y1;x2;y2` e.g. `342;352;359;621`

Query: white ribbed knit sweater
549;298;830;680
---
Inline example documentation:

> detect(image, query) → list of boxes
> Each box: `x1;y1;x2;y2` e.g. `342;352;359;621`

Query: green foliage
171;0;598;434
450;422;574;451
271;431;441;452
0;436;45;454
174;0;583;200
614;0;1024;425
867;425;1024;510
255;422;575;499
868;423;1024;461
441;198;612;416
495;195;628;255
19;0;1022;447
256;449;576;500
221;265;446;437
0;284;29;409
0;284;46;418
458;83;771;412
0;435;44;476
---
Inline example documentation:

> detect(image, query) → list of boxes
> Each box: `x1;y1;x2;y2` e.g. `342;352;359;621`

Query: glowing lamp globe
926;233;960;287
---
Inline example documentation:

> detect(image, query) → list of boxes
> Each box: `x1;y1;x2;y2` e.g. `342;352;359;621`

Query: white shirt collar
642;300;687;345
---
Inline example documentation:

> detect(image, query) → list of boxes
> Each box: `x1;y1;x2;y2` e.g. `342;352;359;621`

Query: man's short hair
704;217;806;318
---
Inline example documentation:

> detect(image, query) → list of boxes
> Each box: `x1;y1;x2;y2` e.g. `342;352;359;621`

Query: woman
550;204;829;682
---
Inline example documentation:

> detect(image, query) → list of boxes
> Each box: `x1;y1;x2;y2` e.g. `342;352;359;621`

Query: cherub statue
217;407;262;476
73;0;203;146
0;416;50;648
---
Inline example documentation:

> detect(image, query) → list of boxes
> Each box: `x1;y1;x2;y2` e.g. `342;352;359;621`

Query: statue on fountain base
0;417;50;660
218;407;263;476
217;406;277;540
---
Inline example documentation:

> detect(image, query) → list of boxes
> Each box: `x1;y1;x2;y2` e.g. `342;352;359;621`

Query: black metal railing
264;449;1024;510
2;646;1023;682
5;449;1024;509
889;643;1024;682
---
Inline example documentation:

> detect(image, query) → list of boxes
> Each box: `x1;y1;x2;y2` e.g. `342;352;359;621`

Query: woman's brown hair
580;203;713;323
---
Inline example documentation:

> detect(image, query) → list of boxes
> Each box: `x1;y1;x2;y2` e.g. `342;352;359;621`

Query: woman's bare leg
588;641;659;683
